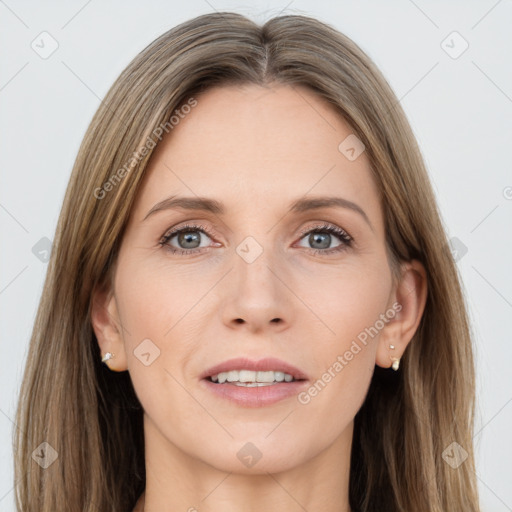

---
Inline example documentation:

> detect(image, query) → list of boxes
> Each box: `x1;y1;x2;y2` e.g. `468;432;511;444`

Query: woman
14;11;481;512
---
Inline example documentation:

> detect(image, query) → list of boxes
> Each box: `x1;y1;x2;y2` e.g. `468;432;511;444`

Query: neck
135;415;354;512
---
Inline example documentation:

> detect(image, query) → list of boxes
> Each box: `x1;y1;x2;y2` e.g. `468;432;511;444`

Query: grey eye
297;230;343;250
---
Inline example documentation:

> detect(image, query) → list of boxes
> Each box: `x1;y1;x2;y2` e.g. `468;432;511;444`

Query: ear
376;259;428;369
90;281;128;372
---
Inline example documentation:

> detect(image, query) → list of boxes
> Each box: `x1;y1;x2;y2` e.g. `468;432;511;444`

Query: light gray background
1;1;511;510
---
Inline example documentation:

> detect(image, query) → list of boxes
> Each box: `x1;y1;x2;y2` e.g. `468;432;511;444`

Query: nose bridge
221;231;291;330
234;233;282;298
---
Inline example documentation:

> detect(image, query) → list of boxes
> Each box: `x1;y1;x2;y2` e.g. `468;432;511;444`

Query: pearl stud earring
389;344;400;371
101;352;114;363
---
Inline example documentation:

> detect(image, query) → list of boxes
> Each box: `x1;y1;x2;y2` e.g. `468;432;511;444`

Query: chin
192;432;311;475
208;451;305;476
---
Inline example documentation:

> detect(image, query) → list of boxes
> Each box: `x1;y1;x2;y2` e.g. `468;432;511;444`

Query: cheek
112;254;190;399
293;252;392;346
112;262;206;449
114;254;205;348
291;256;391;420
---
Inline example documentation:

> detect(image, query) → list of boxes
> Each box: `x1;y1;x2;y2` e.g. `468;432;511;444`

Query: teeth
274;371;285;382
233;382;278;387
227;370;238;382
239;370;256;382
209;369;297;384
256;371;273;383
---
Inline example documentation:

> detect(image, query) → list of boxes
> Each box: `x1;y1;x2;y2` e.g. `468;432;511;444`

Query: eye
295;223;353;254
159;223;218;255
159;222;353;256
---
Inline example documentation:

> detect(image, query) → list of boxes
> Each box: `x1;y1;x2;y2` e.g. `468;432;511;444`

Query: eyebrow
143;195;373;230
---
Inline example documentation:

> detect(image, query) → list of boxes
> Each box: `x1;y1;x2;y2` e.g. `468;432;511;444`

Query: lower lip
201;378;309;407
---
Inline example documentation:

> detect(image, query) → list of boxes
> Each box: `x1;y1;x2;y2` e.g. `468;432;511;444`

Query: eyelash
159;222;354;256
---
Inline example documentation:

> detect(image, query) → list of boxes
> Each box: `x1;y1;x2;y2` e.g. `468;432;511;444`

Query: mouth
201;356;308;383
207;369;304;386
200;357;309;407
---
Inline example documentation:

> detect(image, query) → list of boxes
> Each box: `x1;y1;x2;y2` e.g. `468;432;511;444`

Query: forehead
132;83;381;227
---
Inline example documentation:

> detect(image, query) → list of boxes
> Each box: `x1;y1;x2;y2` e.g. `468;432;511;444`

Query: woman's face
109;83;398;474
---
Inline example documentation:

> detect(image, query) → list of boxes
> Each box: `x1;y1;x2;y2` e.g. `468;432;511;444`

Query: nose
220;244;294;334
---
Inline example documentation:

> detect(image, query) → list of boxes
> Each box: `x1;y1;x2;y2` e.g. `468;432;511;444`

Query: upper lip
200;357;309;381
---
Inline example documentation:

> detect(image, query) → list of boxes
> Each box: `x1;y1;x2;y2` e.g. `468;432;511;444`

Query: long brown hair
14;12;480;511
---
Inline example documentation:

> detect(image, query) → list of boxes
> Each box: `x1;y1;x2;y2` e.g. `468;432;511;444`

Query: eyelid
296;222;352;241
160;221;215;240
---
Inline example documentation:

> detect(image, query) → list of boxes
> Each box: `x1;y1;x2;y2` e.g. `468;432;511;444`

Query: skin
92;83;427;512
